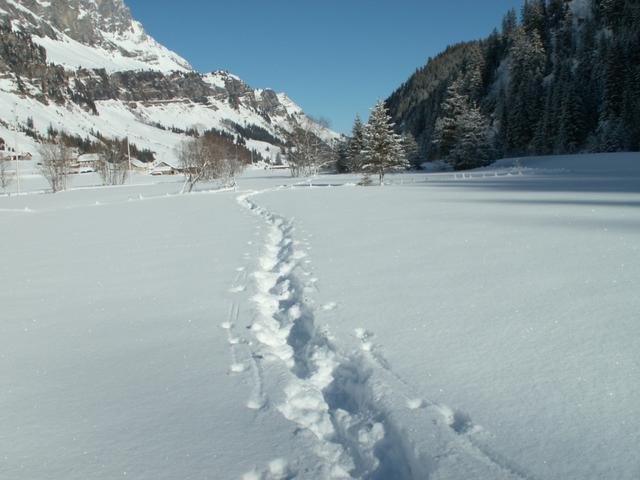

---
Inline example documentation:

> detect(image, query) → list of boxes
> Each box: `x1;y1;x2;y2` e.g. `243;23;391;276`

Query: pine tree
602;38;625;119
402;132;421;169
556;62;586;153
448;105;493;170
595;117;629;152
346;114;366;172
432;79;468;158
463;43;485;101
505;28;546;154
333;137;350;173
362;100;408;185
432;80;492;170
502;8;518;45
522;0;547;46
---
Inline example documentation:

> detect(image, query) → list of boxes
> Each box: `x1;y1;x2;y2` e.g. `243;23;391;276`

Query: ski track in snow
224;242;269;412
353;329;539;480
230;186;536;480
222;303;247;374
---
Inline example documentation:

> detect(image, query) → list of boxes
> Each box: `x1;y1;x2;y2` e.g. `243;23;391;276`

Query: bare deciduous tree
0;159;13;192
38;140;73;192
178;133;245;193
286;122;334;177
179;135;216;193
219;154;244;188
97;141;129;186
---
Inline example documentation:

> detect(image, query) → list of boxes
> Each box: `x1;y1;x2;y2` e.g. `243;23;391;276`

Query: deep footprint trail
234;188;534;480
237;190;429;479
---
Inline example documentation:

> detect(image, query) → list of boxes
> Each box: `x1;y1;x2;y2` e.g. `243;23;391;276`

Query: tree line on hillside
0;127;255;194
34;133;143;192
384;0;640;170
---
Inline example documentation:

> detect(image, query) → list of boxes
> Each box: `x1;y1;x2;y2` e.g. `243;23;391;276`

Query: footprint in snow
246;398;266;411
407;398;427;410
438;405;475;434
354;328;374;351
321;302;337;312
243;459;291;480
230;363;247;374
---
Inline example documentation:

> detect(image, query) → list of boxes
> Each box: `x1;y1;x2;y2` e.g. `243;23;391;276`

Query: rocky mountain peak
52;0;133;42
0;0;192;72
2;0;131;41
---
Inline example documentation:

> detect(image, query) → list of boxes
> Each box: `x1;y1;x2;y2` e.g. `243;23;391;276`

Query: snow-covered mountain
0;0;336;165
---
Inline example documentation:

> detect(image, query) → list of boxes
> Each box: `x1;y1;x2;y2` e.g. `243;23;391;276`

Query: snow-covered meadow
1;153;639;479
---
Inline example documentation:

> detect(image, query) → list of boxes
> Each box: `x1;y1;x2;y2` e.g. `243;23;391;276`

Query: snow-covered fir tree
346;114;366;172
505;27;545;154
402;132;421;169
362;100;408;185
448;105;492;170
432;80;492;169
432;79;469;159
333;136;351;173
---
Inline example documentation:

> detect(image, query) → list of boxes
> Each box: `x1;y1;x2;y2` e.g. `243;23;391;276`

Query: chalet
150;161;178;175
77;153;101;167
0;151;32;161
73;153;103;173
71;153;102;173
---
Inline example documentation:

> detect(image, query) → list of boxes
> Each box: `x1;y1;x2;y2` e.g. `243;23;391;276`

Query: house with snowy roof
150;160;179;175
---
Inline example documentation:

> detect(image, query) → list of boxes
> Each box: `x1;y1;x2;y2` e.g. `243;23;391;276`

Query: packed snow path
233;187;535;480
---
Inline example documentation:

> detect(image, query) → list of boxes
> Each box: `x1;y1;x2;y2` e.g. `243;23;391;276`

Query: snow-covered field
1;153;639;479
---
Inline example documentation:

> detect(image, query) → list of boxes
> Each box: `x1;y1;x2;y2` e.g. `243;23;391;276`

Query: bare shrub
38;140;73;192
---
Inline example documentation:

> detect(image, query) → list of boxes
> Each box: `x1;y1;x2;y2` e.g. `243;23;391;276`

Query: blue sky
127;0;524;134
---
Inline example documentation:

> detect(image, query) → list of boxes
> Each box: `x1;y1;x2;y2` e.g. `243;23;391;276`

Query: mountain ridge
0;0;336;166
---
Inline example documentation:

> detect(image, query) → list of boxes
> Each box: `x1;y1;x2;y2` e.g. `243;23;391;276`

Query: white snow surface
30;27;191;74
1;153;639;479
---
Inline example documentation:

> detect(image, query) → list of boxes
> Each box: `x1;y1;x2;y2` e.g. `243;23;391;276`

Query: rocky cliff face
0;0;191;72
8;0;133;41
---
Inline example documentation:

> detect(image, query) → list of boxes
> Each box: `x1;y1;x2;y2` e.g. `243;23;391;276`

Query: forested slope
386;0;640;168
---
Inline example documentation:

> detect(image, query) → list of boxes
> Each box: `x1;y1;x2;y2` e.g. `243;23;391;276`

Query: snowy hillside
1;153;639;479
0;0;337;164
0;72;332;166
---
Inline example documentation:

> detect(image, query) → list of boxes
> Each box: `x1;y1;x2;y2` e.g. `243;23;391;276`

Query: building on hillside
75;153;102;172
0;151;32;161
150;161;178;175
